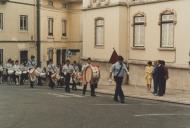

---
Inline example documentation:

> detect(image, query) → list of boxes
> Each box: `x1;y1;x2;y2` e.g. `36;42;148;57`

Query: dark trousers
65;74;71;92
82;83;95;96
0;72;3;84
72;78;77;90
163;79;166;94
153;78;158;94
14;75;19;85
158;79;165;96
114;76;124;102
48;72;55;89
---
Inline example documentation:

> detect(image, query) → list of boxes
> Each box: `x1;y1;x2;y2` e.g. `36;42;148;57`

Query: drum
73;72;82;83
51;73;60;81
8;69;14;75
84;66;100;83
22;70;27;74
28;68;37;82
15;70;22;76
35;70;41;77
40;73;46;78
0;66;3;72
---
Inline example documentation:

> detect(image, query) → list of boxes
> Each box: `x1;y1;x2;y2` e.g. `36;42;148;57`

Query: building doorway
20;50;28;64
56;49;66;66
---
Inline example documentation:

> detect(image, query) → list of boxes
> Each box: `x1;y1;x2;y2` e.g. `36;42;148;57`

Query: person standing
152;60;159;95
157;60;165;96
27;55;37;88
0;63;3;84
82;58;99;96
62;59;74;93
72;61;79;90
161;61;169;95
47;59;57;89
145;61;153;92
13;60;21;85
5;59;14;84
109;56;129;103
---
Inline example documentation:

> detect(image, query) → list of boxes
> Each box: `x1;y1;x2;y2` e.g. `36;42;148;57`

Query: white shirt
47;64;57;73
110;61;128;77
13;64;20;71
62;64;74;75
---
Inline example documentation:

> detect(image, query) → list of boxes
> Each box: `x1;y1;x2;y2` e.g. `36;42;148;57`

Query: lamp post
36;0;41;67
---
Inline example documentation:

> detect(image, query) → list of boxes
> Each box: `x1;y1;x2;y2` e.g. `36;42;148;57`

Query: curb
83;89;190;106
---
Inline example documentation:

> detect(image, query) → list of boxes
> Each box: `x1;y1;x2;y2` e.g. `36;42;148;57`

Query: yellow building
0;0;82;67
40;0;82;67
0;0;36;64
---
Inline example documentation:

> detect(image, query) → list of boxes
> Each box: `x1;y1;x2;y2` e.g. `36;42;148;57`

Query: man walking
109;56;129;103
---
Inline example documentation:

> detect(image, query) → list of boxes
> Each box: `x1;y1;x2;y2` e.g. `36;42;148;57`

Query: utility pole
36;0;41;67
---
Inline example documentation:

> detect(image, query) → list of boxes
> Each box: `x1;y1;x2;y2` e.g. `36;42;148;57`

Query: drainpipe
36;0;41;67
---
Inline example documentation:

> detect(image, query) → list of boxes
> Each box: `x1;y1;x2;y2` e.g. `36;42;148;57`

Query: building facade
0;0;36;65
40;0;82;67
82;0;190;90
0;0;82;67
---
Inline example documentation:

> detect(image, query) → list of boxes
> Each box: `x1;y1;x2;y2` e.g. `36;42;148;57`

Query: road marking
47;92;84;98
92;103;157;106
134;114;190;117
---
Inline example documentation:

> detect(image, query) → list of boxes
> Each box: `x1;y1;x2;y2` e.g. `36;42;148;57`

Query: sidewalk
79;84;190;105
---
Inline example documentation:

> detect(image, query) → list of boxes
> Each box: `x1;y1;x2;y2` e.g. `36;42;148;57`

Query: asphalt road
0;85;190;128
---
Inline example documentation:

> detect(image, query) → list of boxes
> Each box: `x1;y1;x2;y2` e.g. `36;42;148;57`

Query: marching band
0;55;101;97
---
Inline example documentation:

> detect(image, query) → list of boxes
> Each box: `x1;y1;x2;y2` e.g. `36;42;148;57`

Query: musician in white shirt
13;60;21;85
47;59;57;89
62;59;74;93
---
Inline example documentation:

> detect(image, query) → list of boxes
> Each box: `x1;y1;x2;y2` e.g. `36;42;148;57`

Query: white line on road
92;103;157;106
134;114;190;117
47;92;84;98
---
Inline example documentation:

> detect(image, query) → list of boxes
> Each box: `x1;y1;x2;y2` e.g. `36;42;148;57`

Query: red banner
109;49;118;64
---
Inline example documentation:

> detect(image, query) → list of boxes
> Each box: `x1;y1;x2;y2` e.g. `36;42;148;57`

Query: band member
20;62;28;85
0;63;3;84
27;55;37;88
72;61;80;90
62;59;74;93
13;60;21;85
5;58;14;84
82;58;97;96
109;56;129;103
47;59;57;89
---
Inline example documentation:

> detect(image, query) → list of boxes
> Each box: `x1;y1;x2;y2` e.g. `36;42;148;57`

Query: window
20;15;28;31
0;13;3;31
160;13;175;48
133;15;145;47
48;0;53;6
62;19;67;37
48;18;53;36
95;18;104;46
0;49;3;65
48;48;53;61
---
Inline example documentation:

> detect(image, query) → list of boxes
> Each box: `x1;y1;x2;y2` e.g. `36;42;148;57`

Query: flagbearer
109;55;129;103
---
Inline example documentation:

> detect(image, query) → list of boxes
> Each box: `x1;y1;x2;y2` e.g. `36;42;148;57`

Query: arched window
160;10;176;48
133;13;145;47
95;18;104;46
